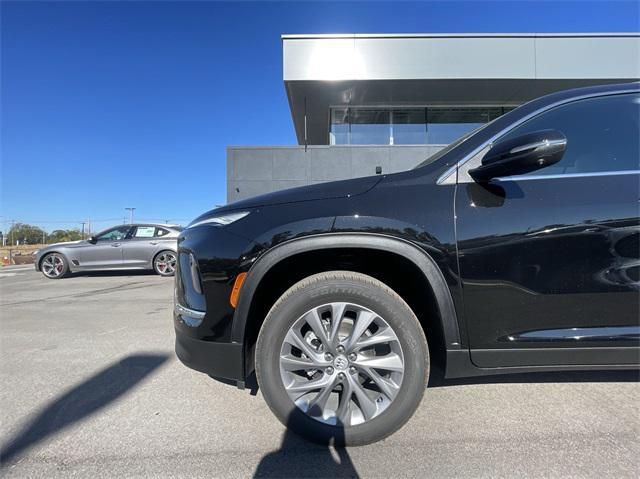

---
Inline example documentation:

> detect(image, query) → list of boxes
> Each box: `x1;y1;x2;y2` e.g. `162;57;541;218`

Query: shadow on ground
428;367;640;388
253;417;359;478
70;270;160;278
222;367;639;477
0;353;169;466
217;372;358;477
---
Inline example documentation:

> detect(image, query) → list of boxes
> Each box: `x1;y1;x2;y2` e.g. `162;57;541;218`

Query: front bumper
175;328;244;381
173;224;262;383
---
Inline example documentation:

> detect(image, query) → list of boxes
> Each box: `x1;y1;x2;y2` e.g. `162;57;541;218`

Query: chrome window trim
436;88;640;186
494;169;640;182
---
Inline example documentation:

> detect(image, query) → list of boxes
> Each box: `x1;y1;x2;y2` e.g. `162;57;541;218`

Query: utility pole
42;230;46;245
80;221;86;239
125;207;136;224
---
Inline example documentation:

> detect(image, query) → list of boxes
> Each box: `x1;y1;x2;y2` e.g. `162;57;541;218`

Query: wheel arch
231;233;462;375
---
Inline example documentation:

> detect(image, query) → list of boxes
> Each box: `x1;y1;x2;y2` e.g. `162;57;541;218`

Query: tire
256;271;429;446
40;252;70;279
153;250;177;277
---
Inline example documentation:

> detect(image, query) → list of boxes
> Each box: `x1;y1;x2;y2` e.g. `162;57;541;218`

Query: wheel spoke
328;302;347;346
307;376;338;417
357;365;400;400
344;310;376;351
353;326;397;351
355;352;404;372
350;376;378;421
166;255;176;273
336;378;353;426
286;374;333;400
284;329;324;364
302;308;329;347
280;354;316;371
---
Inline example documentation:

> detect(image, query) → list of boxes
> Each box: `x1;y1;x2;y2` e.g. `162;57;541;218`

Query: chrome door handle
149;241;158;245
111;243;121;247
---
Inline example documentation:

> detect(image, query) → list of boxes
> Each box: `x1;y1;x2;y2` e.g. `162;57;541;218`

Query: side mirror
469;129;567;182
88;236;97;244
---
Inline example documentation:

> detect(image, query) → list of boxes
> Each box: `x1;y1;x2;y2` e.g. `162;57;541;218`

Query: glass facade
329;107;513;145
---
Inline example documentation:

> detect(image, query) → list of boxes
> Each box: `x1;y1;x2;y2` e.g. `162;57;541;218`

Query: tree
47;229;83;244
7;223;46;245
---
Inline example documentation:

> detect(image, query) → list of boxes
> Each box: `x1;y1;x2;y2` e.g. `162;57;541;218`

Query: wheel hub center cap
333;355;349;370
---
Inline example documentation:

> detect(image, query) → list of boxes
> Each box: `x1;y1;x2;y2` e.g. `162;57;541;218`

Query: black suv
174;83;640;445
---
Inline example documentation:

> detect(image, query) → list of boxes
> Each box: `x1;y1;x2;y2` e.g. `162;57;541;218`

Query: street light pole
125;207;136;225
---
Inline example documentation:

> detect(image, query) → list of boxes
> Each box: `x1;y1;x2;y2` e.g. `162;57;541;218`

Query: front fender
231;232;462;358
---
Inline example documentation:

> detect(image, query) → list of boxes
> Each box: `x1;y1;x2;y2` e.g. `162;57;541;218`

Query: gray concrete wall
227;145;444;203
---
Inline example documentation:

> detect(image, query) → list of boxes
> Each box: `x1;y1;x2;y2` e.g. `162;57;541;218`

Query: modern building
227;33;640;202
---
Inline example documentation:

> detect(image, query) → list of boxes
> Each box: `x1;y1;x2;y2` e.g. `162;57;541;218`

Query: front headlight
187;211;250;229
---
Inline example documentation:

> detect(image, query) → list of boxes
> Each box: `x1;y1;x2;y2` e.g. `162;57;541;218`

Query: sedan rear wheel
154;251;177;276
41;253;70;279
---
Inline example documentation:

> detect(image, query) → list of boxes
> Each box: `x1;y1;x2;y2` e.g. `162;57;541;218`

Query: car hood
193;175;383;222
38;240;86;252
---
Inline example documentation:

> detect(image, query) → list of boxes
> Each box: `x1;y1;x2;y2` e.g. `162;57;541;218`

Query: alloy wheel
279;302;405;427
42;254;66;278
155;252;177;275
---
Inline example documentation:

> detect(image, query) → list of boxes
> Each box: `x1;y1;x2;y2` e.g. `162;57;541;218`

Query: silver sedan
34;224;181;279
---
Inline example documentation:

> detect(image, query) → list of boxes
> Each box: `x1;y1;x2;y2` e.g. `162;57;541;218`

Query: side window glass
133;226;156;238
97;227;131;242
497;93;640;176
155;228;170;237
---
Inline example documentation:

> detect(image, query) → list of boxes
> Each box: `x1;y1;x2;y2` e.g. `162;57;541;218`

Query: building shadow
0;353;169;466
254;415;359;478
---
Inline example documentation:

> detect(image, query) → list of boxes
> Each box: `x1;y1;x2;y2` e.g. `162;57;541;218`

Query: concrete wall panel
227;145;445;203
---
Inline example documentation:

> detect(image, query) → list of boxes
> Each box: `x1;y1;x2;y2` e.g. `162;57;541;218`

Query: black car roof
521;81;639;112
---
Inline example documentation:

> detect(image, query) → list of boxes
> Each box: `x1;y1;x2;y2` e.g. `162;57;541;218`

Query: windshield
413;122;492;169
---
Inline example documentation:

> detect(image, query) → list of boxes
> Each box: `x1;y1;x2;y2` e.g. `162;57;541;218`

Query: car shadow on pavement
253;416;359;478
428;367;639;388
70;270;159;278
0;353;169;467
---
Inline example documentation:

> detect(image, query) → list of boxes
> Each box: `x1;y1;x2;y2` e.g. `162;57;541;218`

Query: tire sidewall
256;273;429;446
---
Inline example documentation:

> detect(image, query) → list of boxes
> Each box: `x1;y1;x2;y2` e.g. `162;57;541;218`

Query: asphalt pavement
1;266;639;478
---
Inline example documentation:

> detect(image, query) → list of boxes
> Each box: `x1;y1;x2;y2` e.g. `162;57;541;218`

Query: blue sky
2;0;638;232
